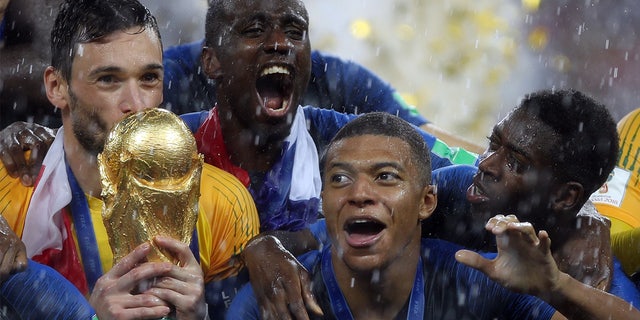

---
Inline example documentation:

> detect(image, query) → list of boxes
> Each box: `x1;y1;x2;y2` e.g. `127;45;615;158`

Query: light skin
322;134;436;319
325;133;640;320
44;27;205;320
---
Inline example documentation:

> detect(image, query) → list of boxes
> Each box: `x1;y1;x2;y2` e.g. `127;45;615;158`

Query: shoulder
0;164;33;235
163;40;203;65
200;163;247;190
199;163;258;221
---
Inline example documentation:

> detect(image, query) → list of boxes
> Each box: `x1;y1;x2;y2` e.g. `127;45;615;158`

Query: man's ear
201;46;223;80
551;181;584;213
44;66;69;111
419;184;437;221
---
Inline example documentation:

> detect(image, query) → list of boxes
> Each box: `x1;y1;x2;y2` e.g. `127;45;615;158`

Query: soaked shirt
591;108;640;234
0;159;259;295
228;238;556;320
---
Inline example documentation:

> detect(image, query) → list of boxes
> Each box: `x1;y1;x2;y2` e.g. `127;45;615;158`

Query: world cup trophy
97;108;203;264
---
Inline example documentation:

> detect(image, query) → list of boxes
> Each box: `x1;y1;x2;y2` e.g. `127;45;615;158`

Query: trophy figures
98;108;203;264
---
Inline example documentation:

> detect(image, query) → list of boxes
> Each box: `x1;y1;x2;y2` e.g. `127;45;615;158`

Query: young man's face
466;109;559;228
203;0;311;139
64;27;164;155
322;134;435;273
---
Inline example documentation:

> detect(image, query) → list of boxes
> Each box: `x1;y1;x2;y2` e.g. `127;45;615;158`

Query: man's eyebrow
372;162;403;172
87;63;163;77
499;129;532;159
328;161;404;172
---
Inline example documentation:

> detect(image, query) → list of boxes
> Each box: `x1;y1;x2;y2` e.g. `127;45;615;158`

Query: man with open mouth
426;89;640;305
229;111;640;319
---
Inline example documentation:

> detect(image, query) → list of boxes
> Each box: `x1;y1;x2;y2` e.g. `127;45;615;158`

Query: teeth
261;66;289;76
472;185;484;196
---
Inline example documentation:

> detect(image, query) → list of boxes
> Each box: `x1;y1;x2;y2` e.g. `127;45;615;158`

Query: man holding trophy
0;0;259;318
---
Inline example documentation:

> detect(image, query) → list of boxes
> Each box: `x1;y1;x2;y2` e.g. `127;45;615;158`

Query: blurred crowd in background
4;0;640;145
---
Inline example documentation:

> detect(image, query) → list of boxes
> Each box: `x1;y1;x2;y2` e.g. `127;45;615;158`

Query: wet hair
514;89;619;195
51;0;161;80
322;112;432;186
205;0;227;47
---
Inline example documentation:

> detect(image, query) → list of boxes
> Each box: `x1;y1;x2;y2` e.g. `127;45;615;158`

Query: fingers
110;242;154;278
152;235;198;269
0;246;17;283
281;275;309;320
0;122;54;187
455;249;488;271
93;292;171;320
0;241;26;282
299;268;323;316
486;214;539;246
13;246;28;271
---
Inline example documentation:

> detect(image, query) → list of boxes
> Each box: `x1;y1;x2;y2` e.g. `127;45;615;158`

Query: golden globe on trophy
97;108;203;264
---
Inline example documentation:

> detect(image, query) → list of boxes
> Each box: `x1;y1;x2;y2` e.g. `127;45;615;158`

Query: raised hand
455;214;561;296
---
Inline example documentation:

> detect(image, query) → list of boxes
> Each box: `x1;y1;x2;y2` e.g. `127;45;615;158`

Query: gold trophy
98;108;203;264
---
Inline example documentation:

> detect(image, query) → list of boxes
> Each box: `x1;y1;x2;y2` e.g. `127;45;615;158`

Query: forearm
259;229;319;257
547;272;640;319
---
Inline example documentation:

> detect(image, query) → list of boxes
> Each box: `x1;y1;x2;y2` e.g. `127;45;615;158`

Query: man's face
322;135;435;273
205;0;312;138
467;109;558;227
65;27;164;155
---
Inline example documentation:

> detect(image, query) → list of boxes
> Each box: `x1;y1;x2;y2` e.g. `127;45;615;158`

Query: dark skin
0;0;323;317
201;0;312;174
0;1;615;318
466;109;612;290
0;0;63;129
201;0;322;318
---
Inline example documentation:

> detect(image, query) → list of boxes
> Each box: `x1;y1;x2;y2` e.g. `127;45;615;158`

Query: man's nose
120;81;149;113
347;177;376;207
264;28;294;54
477;149;502;179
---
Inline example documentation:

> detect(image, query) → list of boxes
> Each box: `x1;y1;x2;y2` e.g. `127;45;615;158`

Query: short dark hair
51;0;160;80
204;0;226;47
515;89;619;195
322;112;432;186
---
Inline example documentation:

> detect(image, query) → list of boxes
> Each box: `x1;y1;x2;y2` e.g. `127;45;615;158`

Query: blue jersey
427;164;640;305
163;40;428;126
228;239;556;320
0;260;95;319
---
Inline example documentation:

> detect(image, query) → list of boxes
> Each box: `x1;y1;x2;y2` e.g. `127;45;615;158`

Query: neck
63;127;102;198
217;107;287;173
333;250;419;319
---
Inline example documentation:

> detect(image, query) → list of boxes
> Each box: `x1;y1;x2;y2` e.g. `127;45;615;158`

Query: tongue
261;89;284;110
346;232;379;247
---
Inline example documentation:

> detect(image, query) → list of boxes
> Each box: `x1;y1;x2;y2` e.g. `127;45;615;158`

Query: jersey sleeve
196;164;260;282
0;164;33;237
590;108;640;233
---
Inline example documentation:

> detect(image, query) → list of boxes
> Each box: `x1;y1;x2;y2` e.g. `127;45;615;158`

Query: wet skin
467;109;560;230
322;134;436;274
202;0;312;172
